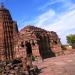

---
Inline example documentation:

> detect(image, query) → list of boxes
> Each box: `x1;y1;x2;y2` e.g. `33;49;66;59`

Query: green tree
66;34;75;48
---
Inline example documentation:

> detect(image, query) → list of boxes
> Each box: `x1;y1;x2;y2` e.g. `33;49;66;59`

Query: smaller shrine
14;25;62;60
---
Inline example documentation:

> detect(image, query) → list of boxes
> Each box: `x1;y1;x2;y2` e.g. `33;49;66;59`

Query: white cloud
35;9;56;27
48;10;75;32
47;10;75;44
34;0;75;44
39;0;65;10
39;0;73;11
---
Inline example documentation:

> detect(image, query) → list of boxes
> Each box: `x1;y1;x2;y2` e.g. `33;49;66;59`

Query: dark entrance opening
21;41;32;56
25;41;32;56
37;35;55;59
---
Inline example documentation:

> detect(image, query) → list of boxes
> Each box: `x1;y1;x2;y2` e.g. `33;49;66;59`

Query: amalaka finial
0;2;4;8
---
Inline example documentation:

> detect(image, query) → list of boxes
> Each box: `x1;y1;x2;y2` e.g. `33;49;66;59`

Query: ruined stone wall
18;25;62;59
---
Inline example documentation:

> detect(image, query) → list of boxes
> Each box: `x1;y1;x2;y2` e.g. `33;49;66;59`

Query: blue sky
0;0;75;44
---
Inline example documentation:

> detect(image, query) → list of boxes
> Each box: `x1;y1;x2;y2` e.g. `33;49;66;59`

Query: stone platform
33;53;75;75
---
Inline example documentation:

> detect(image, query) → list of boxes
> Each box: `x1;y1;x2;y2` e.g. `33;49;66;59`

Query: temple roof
20;25;46;32
0;3;7;10
0;4;12;20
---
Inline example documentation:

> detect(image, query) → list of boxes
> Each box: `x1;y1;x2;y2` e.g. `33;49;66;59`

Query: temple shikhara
0;5;62;61
0;5;18;61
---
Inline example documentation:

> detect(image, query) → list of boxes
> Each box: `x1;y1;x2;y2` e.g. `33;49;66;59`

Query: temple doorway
37;35;55;59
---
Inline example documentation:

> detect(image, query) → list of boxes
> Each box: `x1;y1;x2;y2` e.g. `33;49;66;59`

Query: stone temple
0;5;62;61
0;5;18;61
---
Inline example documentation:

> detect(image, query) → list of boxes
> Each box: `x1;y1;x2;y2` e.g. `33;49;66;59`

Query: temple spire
0;2;4;8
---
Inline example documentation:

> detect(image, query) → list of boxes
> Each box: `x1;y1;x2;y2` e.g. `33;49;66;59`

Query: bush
32;56;35;61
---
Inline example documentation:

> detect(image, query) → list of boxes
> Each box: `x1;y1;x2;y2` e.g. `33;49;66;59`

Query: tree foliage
66;34;75;45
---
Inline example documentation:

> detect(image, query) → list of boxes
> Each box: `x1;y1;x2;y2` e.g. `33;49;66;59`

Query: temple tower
0;5;18;61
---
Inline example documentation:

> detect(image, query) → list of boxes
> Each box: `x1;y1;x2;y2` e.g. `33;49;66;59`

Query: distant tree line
66;34;75;48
